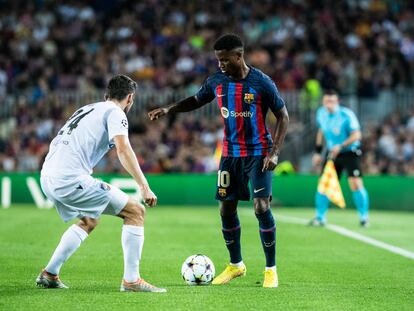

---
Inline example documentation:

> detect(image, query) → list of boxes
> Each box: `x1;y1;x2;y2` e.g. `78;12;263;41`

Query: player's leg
213;200;248;285
220;200;242;266
249;156;278;287
345;151;370;226
116;197;166;293
254;198;276;269
45;217;96;275
117;198;145;282
312;157;330;225
254;197;278;288
216;157;247;266
46;217;97;276
349;178;369;226
213;157;248;285
37;177;97;289
312;156;344;225
313;190;330;225
36;217;95;289
41;178;113;280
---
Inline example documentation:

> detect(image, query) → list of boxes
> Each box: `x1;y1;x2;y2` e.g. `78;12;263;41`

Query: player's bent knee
78;217;99;233
254;198;270;214
134;202;146;219
120;200;145;225
220;201;238;216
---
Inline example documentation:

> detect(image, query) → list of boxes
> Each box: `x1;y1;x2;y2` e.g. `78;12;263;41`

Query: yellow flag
317;160;346;208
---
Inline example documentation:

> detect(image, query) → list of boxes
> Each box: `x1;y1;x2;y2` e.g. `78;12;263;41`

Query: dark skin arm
148;96;207;120
148;96;289;172
262;105;289;171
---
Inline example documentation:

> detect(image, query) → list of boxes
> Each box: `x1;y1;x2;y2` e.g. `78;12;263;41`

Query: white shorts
40;175;129;222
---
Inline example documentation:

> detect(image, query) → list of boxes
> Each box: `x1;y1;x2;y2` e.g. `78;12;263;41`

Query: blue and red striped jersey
196;66;285;157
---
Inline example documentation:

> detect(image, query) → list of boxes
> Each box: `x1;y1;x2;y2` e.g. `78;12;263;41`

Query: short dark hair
213;34;244;51
324;89;338;96
106;74;137;101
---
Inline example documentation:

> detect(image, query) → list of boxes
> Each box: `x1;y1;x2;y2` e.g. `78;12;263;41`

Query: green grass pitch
1;205;413;310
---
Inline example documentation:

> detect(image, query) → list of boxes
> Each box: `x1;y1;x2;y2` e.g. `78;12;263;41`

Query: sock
352;188;370;221
230;261;244;268
221;213;242;264
45;224;88;275
122;225;144;283
315;191;330;222
265;266;276;273
255;209;276;267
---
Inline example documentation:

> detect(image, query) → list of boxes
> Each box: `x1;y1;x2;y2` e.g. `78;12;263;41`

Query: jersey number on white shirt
59;108;95;135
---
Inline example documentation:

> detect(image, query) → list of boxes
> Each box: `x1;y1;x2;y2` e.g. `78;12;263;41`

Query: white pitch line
277;215;414;261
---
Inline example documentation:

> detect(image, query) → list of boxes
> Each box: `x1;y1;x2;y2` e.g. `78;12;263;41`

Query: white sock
122;225;144;283
230;261;244;268
45;224;88;275
266;266;277;273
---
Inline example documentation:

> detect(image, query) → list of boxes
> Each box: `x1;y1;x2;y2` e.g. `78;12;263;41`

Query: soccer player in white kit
36;74;166;293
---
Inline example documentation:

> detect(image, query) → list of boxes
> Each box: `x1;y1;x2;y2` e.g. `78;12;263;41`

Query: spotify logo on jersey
220;107;254;119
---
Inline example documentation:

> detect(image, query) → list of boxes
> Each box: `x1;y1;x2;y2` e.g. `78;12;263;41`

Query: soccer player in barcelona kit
149;34;289;287
310;89;370;227
36;75;166;292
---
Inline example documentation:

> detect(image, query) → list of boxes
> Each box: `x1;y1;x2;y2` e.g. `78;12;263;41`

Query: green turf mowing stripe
277;214;414;260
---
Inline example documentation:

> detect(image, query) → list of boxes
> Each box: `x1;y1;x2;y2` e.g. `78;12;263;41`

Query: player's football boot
120;279;167;293
36;269;68;289
308;217;326;227
263;269;278;288
360;219;370;228
212;263;246;285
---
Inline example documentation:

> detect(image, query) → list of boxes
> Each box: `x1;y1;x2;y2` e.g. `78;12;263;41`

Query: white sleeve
107;108;129;141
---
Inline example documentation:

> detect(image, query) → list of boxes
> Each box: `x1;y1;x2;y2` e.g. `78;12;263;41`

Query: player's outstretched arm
148;96;208;120
263;106;289;171
113;135;157;207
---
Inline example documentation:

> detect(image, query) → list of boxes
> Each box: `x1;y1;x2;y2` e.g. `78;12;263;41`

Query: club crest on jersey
244;93;255;104
218;188;227;197
121;119;128;128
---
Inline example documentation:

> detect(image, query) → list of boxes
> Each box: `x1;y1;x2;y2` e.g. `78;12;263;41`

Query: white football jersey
41;101;129;177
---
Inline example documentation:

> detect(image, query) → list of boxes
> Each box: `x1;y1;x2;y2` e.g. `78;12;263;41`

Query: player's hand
329;145;342;159
262;153;278;172
148;107;169;121
140;184;157;207
312;153;322;166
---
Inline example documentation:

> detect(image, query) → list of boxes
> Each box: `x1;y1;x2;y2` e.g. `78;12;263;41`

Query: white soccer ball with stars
181;254;215;285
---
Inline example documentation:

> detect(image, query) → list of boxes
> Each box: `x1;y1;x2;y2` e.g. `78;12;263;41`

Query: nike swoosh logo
217;94;226;97
254;187;265;193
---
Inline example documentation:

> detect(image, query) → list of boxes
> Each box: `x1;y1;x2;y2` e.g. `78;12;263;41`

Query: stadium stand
0;0;413;174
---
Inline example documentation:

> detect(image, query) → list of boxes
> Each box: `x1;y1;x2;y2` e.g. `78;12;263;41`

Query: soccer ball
181;254;215;285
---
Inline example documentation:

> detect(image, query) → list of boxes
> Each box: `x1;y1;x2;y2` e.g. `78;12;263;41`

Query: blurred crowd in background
0;0;414;175
362;109;414;175
1;102;414;175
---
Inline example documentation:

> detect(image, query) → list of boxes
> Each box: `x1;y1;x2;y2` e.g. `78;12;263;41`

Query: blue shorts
216;156;273;201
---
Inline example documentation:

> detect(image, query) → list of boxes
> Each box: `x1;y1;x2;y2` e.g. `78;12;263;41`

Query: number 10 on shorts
217;170;230;188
